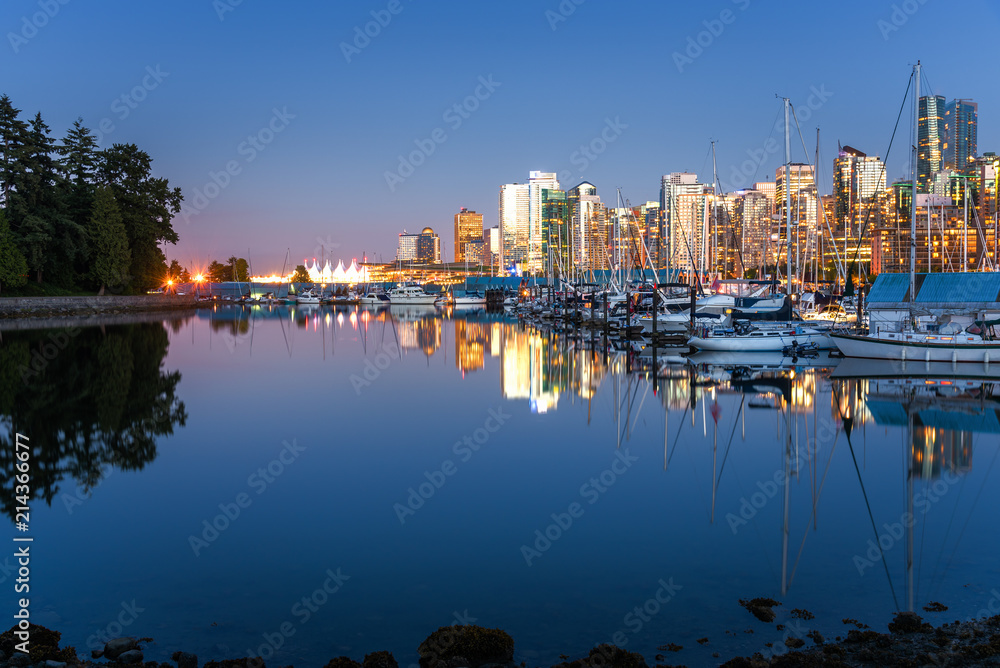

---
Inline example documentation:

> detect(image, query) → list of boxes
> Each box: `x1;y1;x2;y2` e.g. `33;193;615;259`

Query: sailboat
830;62;1000;364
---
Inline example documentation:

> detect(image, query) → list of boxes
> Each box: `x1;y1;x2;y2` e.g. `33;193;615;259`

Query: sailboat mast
712;141;720;280
910;62;920;300
784;97;793;297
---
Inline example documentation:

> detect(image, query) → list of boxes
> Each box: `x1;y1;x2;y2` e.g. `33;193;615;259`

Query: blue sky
4;0;999;272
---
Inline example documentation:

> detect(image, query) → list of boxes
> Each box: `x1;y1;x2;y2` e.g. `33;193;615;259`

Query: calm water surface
4;305;999;667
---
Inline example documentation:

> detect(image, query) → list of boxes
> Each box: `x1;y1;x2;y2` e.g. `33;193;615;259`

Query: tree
227;256;249;283
0;209;27;294
88;186;130;295
0;95;28;206
179;267;191;282
57;118;99;278
290;264;310;283
207;260;228;283
96;144;183;291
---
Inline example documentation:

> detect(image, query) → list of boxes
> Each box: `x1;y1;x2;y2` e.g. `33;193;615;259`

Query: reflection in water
195;305;996;606
0;322;187;521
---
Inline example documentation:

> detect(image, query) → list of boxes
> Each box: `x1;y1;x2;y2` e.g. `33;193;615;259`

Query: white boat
387;283;439;305
452;291;486;306
830;329;1000;363
296;289;321;304
688;321;834;352
359;291;390;307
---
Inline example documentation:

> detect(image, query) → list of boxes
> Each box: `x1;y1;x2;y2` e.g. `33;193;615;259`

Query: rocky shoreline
2;610;999;668
0;295;199;320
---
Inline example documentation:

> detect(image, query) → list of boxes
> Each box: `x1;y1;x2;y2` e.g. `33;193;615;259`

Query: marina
6;306;999;666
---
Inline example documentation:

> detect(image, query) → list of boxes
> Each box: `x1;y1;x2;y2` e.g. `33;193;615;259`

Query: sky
4;0;1000;274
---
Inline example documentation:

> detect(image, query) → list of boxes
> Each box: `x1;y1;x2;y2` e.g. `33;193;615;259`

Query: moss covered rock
417;625;514;668
363;650;399;668
0;624;78;664
323;657;362;668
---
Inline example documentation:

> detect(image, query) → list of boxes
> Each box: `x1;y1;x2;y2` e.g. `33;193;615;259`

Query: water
4;305;999;667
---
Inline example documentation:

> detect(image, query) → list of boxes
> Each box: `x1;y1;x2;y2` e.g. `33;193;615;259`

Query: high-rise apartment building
918;94;946;192
527;171;559;274
943;99;978;171
454;208;484;263
499;182;530;272
567;182;608;273
541;189;570;278
833;146;886;238
498;171;560;275
396;227;441;264
660;173;707;273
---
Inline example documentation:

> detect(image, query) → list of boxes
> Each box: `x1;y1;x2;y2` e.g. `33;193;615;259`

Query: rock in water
173;650;199;668
117;649;145;664
417;625;514;668
323;658;362;668
104;636;139;659
363;651;399;668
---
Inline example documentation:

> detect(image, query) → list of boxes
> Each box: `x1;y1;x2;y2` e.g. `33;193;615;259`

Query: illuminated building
727;188;773;275
454;208;484;263
943;98;977;171
499;182;530;273
567;182;608;273
541;188;570;279
833;146;886;239
395;227;441;264
660;172;707;274
918;94;946;192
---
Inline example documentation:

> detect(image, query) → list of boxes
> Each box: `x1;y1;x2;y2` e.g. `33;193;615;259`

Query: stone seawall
0;295;199;317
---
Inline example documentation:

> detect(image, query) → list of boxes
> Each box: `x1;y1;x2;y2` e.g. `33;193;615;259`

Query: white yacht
387;283;439;305
359;290;390;307
296;289;321;304
688;321;834;352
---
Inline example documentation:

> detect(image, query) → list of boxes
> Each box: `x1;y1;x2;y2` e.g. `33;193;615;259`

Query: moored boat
688;321;834;351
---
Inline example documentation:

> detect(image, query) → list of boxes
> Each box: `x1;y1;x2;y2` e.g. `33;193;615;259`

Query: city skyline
4;0;999;273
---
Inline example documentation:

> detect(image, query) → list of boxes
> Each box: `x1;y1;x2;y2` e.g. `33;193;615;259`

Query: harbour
5;305;999;666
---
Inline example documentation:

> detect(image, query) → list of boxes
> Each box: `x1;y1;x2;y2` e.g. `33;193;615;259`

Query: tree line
0;94;183;295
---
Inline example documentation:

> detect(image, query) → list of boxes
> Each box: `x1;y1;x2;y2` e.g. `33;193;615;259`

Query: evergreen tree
89;186;130;295
96;144;183;291
227;255;249;282
7;112;76;284
207;260;228;282
0;95;28;206
0;209;27;294
290;264;310;283
57;118;99;278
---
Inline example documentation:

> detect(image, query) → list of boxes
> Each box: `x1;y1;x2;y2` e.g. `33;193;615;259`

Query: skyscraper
918;94;946;192
454;207;484;263
499;171;560;275
499;182;530;273
660;173;706;273
541;189;569;278
527;171;559;274
567;182;607;273
833;146;886;237
943;98;978;171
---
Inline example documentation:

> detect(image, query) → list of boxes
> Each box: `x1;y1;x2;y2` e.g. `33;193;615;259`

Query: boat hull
831;333;1000;363
689;331;833;352
388;296;439;305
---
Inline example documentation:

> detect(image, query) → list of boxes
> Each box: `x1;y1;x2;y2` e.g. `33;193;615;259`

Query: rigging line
931;439;1000;602
747;105;784;189
928;443;975;592
788;431;840;587
845;424;901;610
843;71;914;276
715;394;744;489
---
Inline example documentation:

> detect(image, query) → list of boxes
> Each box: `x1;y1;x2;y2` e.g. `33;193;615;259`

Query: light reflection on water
4;305;999;667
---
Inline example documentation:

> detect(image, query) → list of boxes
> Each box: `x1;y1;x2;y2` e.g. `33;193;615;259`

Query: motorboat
387;283;439;305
